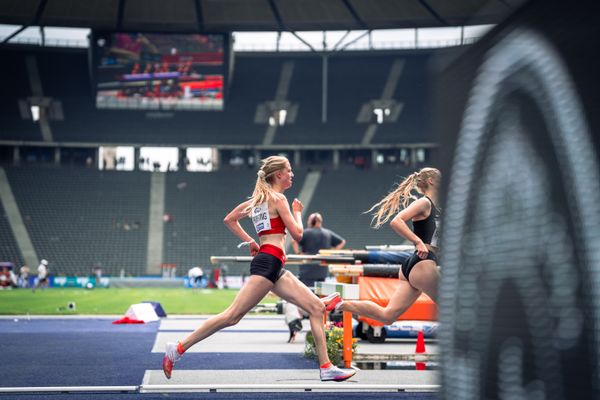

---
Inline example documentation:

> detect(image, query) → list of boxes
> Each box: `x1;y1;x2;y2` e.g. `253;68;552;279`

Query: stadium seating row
0;165;409;276
0;46;434;145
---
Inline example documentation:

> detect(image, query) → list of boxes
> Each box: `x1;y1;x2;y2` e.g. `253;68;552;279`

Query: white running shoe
320;365;357;382
162;342;182;379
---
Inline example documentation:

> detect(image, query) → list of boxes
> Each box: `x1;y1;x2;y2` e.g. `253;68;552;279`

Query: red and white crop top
251;202;286;236
258;216;286;236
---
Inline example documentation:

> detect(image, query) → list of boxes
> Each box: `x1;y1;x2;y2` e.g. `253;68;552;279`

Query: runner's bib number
251;202;271;234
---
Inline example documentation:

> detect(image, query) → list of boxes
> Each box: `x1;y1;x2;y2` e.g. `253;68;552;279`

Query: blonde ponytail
366;174;417;228
366;167;441;229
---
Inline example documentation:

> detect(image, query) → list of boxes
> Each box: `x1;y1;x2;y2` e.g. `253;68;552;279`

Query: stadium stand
1;46;434;146
372;52;432;144
303;168;413;250
4;165;150;276
0;49;42;141
0;199;25;268
0;44;436;277
163;169;256;274
163;168;306;276
276;54;394;145
34;49;284;145
0;161;411;277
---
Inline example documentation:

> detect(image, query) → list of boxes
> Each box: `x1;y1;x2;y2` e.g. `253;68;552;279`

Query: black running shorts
402;251;438;281
250;252;286;284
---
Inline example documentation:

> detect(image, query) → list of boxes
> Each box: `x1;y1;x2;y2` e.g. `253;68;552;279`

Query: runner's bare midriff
259;233;286;250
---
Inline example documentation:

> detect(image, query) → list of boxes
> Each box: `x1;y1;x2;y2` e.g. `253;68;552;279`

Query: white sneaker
162;342;182;379
320;365;356;382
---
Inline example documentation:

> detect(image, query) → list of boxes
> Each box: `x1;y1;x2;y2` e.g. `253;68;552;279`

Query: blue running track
0;318;437;400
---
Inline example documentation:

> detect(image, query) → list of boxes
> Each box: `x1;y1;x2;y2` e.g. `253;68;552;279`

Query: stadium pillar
414;28;419;49
321;54;328;123
253;150;260;165
146;173;166;275
333;150;339;169
410;148;417;167
178;147;186;171
134;147;140;171
294;150;301;168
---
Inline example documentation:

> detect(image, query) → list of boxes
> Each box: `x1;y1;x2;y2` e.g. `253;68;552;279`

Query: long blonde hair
244;156;289;212
366;167;441;228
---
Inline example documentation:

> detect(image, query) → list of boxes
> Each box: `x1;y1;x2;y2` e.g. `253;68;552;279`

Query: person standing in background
33;259;49;292
292;213;346;288
284;213;346;342
188;266;205;288
19;265;30;288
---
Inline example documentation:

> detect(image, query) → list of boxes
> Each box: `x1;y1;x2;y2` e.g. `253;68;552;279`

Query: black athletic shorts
250;252;286;284
402;251;437;281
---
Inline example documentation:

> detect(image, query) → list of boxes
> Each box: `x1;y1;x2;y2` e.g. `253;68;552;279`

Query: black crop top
412;196;441;247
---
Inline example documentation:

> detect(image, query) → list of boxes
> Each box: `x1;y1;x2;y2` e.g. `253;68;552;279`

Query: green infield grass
0;288;278;315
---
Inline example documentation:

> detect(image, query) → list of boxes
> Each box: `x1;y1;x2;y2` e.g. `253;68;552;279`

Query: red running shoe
321;292;343;312
162;342;181;379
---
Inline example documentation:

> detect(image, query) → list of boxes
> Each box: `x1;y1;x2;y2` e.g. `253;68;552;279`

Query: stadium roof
0;0;523;33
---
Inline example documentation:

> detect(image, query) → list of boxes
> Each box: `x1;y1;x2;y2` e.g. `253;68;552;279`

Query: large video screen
93;32;226;111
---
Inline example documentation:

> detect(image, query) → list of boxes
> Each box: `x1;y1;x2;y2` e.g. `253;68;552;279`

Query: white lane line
140;383;440;393
0;386;138;393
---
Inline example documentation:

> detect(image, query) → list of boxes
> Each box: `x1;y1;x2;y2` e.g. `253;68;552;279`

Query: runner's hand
292;198;303;213
415;241;429;259
250;241;260;256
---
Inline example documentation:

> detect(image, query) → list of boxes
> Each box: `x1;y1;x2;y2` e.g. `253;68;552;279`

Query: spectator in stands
19;265;30;288
33;259;49;292
162;155;356;382
0;267;11;289
8;268;17;288
283;212;346;342
325;168;441;325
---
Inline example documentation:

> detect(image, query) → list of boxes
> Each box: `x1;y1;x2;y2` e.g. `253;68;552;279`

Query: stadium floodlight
267;109;288;127
30;105;40;122
373;107;392;124
278;109;287;126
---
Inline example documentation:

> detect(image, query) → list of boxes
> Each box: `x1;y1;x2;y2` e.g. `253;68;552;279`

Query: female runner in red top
162;155;356;382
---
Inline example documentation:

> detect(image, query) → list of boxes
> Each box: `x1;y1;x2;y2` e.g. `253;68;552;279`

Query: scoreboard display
92;32;227;111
